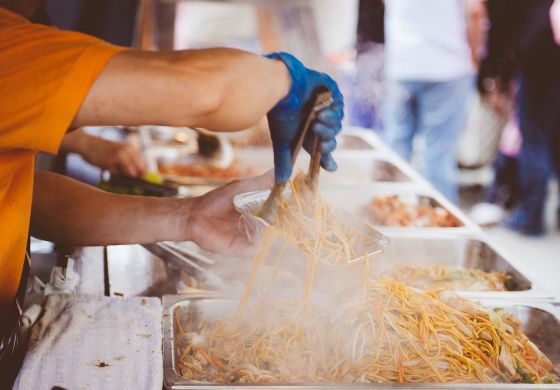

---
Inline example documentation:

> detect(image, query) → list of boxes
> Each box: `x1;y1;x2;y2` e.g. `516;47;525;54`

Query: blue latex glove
265;52;344;183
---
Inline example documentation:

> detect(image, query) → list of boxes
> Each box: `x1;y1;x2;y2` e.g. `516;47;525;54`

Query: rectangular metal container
163;294;560;389
374;231;553;299
145;138;411;186
231;132;378;152
141;229;551;299
320;186;477;232
325;154;412;185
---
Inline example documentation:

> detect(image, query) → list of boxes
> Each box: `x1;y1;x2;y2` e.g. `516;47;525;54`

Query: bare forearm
74;48;291;131
466;0;487;67
31;172;192;245
59;129;89;155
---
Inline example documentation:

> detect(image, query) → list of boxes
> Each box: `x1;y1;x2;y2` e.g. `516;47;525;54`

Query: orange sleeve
0;7;128;153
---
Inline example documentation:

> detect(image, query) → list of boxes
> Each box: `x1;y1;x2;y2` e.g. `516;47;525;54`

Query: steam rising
173;175;557;384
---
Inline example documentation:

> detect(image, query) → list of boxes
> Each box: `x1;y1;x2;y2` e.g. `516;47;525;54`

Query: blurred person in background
470;115;522;226
478;0;560;236
348;0;385;129
382;0;484;203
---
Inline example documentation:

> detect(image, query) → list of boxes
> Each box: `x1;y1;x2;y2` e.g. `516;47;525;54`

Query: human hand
86;137;147;178
551;0;560;46
185;171;273;257
265;52;344;183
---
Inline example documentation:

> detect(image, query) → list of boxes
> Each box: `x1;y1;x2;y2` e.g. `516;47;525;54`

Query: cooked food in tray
158;162;251;181
372;264;511;292
171;172;555;385
173;280;558;385
367;195;462;227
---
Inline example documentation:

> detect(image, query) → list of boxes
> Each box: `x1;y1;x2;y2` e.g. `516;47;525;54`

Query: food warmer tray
321;186;479;232
374;231;554;300
231;131;378;152
162;294;560;390
143;229;552;300
146;145;412;187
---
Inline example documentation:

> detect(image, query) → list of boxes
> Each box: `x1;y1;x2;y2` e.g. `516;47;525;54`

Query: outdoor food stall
20;126;560;390
4;0;560;386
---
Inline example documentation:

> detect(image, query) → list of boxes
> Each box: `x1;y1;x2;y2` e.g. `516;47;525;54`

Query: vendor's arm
31;171;272;256
73;49;292;132
75;49;344;183
60;129;147;177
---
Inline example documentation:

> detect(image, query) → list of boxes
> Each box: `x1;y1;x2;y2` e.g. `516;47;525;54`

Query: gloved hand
265;52;344;183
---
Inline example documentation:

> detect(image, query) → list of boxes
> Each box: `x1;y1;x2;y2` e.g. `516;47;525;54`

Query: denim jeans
382;75;473;203
509;75;560;232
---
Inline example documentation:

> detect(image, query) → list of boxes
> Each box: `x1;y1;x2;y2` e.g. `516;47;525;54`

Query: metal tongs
259;88;334;223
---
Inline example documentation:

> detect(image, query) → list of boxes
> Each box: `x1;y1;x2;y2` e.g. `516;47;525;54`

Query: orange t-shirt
0;7;126;314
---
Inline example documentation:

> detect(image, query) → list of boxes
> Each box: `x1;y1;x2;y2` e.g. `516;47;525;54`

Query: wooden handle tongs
259;87;334;223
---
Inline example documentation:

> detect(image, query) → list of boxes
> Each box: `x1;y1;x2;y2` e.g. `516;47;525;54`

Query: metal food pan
228;149;412;186
145;231;551;299
163;294;560;389
320;186;475;231
230;132;377;152
147;151;253;186
326;154;412;185
146;142;410;186
373;232;553;299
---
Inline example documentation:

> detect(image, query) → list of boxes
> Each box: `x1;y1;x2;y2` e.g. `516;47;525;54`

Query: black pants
0;257;30;389
0;301;26;389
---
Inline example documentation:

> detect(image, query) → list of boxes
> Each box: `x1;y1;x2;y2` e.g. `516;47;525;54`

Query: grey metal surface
162;294;560;389
234;148;413;186
72;246;106;296
329;154;412;184
107;244;175;297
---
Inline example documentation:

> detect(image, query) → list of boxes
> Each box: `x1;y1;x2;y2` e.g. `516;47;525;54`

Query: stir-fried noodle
176;175;558;384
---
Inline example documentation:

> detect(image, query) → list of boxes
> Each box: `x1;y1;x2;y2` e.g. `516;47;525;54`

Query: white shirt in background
384;0;473;81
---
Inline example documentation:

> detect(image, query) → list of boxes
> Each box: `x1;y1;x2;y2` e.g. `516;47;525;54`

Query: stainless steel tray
230;132;377;152
163;293;560;389
373;231;553;299
327;154;412;184
320;187;476;231
143;229;552;300
145;132;408;186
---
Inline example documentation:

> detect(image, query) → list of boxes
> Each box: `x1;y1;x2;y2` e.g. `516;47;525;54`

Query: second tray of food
144;229;552;301
320;185;477;231
163;292;560;389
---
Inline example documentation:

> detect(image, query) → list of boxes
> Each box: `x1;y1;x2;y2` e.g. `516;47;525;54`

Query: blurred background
34;0;559;291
